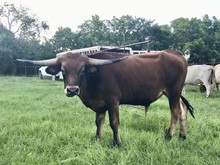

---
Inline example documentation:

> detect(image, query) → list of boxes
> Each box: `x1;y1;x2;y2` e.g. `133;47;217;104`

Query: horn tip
16;59;26;62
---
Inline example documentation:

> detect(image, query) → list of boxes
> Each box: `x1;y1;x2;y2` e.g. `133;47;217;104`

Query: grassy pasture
0;76;219;165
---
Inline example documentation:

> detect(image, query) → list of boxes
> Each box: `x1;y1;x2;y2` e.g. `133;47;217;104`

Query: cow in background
183;50;190;61
183;64;216;97
198;82;207;93
214;64;220;90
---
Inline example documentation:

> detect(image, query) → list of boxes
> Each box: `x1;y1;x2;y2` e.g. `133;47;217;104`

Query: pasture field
0;76;219;165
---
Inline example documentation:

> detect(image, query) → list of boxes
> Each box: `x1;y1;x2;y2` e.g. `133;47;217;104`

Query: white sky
1;0;220;38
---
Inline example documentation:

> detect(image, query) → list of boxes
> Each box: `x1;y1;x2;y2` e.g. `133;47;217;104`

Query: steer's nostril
75;87;79;93
66;86;80;96
67;88;76;93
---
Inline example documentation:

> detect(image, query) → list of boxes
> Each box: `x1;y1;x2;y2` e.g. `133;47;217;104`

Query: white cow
183;64;216;97
214;64;220;90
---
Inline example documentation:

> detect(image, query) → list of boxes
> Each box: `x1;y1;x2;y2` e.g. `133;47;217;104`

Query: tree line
1;2;220;75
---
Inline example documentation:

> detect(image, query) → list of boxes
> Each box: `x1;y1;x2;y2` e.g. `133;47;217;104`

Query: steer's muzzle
65;86;80;97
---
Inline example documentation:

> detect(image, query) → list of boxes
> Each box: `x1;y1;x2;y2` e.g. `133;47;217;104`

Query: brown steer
17;50;194;146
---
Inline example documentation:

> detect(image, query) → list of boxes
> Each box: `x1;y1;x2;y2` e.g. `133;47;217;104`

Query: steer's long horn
16;58;57;66
88;56;128;65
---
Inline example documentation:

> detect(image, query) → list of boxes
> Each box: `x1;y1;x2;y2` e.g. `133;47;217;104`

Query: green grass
0;76;219;165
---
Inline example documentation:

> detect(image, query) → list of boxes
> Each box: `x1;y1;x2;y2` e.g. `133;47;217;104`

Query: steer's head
17;52;127;97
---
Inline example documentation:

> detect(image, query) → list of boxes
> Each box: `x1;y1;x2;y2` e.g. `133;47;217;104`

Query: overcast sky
1;0;220;38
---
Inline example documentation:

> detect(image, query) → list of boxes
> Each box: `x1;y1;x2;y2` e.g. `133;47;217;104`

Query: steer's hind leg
204;83;211;98
179;99;187;140
95;112;106;141
165;97;181;140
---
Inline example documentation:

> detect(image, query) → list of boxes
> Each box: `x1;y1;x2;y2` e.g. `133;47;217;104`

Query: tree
0;2;49;40
0;25;16;74
77;15;111;47
150;24;173;50
76;15;155;50
107;15;154;48
51;27;78;53
170;17;192;50
37;40;56;60
169;15;220;63
170;17;208;63
202;15;220;62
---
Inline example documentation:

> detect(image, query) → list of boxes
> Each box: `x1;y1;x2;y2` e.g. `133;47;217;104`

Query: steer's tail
181;95;195;119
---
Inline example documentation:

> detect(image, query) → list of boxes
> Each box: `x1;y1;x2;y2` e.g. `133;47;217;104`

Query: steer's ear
46;65;61;75
85;66;99;74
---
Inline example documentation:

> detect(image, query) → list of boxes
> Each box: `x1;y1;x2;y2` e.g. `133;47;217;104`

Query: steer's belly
120;88;164;105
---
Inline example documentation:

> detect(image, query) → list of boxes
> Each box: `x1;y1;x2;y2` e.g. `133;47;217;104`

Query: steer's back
84;50;187;107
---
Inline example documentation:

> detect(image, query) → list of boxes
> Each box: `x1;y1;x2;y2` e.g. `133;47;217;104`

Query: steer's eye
78;67;85;76
61;69;66;78
80;67;85;73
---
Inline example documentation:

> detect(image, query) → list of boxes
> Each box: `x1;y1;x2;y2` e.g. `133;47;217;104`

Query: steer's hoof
179;133;186;140
113;140;121;148
164;129;172;141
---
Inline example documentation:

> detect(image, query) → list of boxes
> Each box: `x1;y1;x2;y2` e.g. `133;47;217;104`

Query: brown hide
17;50;193;146
79;51;186;109
56;50;191;146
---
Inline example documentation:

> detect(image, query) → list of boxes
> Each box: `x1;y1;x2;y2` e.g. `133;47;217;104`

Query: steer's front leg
95;112;106;141
108;103;121;147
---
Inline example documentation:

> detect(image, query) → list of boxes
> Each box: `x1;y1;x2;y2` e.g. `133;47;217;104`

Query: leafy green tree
170;17;206;62
150;24;173;50
0;25;16;74
77;15;111;47
75;15;155;50
170;15;220;63
170;17;192;50
37;40;56;60
51;27;78;53
201;15;220;63
0;2;52;75
107;15;153;49
0;2;49;40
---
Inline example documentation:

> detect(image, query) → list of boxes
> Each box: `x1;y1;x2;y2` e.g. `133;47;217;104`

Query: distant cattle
17;50;194;146
198;82;207;93
214;64;220;90
183;64;216;97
